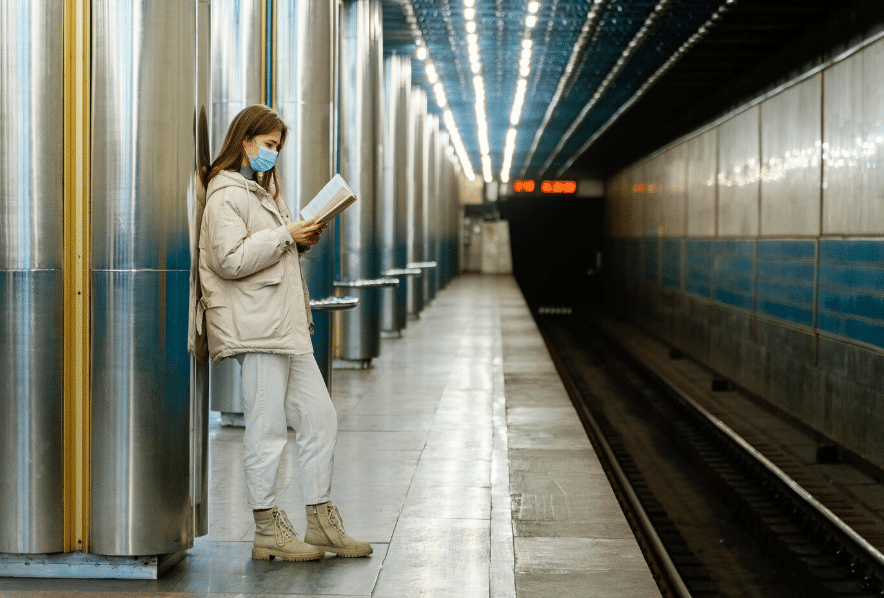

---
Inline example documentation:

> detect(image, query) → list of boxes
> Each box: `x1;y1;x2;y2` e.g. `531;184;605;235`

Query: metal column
90;0;196;556
336;0;381;366
275;0;340;386
408;87;427;317
0;0;66;555
380;54;415;336
206;0;263;426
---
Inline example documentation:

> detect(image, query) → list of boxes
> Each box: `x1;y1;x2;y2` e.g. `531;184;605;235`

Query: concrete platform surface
0;274;660;598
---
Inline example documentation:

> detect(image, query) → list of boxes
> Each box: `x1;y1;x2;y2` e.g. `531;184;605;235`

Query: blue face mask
247;144;278;172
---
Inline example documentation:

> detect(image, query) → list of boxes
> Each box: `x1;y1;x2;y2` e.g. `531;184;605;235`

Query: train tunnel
2;0;884;595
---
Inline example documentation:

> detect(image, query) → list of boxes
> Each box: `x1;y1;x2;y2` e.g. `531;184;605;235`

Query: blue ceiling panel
381;0;864;181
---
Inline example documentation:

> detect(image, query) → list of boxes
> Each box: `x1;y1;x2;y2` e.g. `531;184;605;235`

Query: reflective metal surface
210;0;262;150
0;0;65;554
338;0;381;362
311;296;359;310
822;44;884;234
90;0;195;555
436;133;453;289
190;0;212;539
334;277;399;288
206;0;263;420
717;105;760;237
385;267;421;276
380;54;412;334
275;0;338;385
686;129;717;237
408;88;427;316
760;75;822;236
659;144;687;237
424;116;439;302
0;272;64;554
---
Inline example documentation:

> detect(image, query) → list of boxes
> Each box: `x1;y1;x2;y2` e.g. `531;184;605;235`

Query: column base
0;549;188;579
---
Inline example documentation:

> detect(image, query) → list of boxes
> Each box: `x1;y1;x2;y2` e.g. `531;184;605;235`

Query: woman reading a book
197;104;372;562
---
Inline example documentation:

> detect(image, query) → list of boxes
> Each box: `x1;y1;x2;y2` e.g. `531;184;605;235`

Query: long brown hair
204;104;288;197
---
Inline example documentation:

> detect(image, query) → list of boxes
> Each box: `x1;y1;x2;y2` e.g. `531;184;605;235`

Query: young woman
197;104;371;561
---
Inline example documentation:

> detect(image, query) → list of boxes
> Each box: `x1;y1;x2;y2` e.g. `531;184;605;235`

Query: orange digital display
514;179;577;194
513;179;535;193
540;180;577;194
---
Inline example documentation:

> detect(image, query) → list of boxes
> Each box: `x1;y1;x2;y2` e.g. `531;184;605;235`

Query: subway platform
0;274;660;598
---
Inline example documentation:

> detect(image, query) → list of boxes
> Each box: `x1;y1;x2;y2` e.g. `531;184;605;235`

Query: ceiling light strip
520;0;609;179
500;1;541;183
555;0;737;175
462;0;492;182
407;2;476;180
538;0;675;176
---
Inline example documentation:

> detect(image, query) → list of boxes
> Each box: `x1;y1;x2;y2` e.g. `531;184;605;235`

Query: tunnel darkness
495;195;605;308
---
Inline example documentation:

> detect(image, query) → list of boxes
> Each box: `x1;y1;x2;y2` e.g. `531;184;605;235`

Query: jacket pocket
229;268;291;343
200;295;230;359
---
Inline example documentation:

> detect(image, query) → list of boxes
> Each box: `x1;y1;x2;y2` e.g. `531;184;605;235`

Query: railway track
535;307;884;598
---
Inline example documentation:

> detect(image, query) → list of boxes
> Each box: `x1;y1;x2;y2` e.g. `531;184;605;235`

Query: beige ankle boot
304;501;373;557
252;506;323;561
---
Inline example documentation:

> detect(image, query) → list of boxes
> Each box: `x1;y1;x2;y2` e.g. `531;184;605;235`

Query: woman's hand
287;219;325;247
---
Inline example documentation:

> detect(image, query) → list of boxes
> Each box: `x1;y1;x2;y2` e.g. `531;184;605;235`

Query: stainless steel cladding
437;131;452;288
338;0;380;361
191;0;212;539
0;1;65;554
275;0;338;384
425;116;439;301
91;0;196;555
380;54;412;334
207;0;263;422
210;0;263;150
408;88;427;316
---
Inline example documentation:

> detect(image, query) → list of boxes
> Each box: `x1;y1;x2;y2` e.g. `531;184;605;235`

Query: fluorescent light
411;39;474;180
464;7;475;20
433;82;447;107
482;154;492;182
466;21;476;33
444;109;475;180
500;127;518;182
501;0;543;183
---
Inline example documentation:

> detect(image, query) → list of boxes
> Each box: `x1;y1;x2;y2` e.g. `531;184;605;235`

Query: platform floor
0;274;660;598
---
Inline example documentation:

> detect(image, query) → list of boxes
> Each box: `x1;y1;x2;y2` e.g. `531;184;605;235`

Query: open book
300;174;357;226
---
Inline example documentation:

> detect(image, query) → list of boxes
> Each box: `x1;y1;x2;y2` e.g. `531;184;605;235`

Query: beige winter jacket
196;170;314;363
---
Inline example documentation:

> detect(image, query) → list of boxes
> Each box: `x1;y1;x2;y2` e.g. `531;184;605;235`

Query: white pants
237;352;337;509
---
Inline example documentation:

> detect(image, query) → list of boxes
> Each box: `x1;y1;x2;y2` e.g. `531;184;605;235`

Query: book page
300;174;356;225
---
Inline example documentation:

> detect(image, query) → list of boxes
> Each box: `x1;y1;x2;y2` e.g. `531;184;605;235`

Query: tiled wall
605;36;884;470
818;240;884;347
756;241;815;327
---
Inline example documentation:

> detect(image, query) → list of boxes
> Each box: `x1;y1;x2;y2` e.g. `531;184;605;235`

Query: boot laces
326;504;347;536
272;509;299;547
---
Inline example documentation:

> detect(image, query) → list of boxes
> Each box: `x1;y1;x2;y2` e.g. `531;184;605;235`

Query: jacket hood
207;169;253;196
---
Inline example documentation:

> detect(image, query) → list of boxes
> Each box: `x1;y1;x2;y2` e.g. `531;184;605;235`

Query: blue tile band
610;238;884;349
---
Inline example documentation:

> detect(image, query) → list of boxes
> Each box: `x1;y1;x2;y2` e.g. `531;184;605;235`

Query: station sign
513;179;577;194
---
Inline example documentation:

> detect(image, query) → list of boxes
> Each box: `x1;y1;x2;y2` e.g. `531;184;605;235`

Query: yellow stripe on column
63;0;92;554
